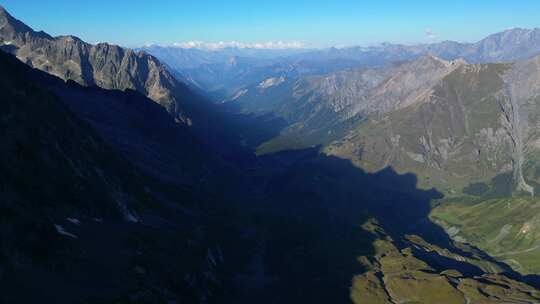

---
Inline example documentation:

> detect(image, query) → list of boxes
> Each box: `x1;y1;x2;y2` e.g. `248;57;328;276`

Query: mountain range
142;27;540;100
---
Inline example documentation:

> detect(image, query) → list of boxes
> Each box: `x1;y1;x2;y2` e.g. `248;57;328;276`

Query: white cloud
167;40;305;50
425;28;437;40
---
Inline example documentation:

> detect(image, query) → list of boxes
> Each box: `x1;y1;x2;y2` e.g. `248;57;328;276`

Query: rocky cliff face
503;55;540;196
327;63;509;191
357;56;466;114
327;55;540;195
0;6;191;122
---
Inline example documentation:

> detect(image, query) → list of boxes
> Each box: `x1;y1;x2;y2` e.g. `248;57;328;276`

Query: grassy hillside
351;221;540;304
431;196;540;275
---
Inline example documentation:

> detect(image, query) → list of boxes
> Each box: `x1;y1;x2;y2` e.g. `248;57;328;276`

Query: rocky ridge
0;6;192;122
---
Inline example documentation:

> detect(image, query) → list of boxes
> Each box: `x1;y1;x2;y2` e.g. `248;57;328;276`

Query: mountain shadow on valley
220;147;453;303
225;145;540;302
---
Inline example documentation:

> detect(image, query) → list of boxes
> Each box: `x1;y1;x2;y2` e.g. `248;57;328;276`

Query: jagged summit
0;5;45;38
407;54;452;66
0;5;9;17
405;54;466;68
55;35;85;42
498;27;540;35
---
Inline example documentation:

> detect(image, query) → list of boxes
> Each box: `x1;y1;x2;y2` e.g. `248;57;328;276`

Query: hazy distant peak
56;35;85;43
480;27;540;43
161;40;306;50
405;54;466;68
258;76;285;89
501;27;540;33
418;53;449;63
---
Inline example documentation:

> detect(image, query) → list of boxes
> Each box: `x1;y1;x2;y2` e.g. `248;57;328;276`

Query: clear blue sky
2;0;540;48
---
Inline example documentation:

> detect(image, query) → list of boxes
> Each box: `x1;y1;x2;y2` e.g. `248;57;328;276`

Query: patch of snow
258;76;285;89
54;224;78;239
446;226;460;237
453;236;467;243
207;249;217;267
217;245;224;263
230;89;248;101
126;213;139;223
67;217;81;225
406;151;425;163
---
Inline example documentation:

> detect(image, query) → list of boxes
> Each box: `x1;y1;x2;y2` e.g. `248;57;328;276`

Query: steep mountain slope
327;63;510;192
29;58;230;190
228;55;466;153
0;49;147;223
0;5;195;122
0;50;232;304
467;28;540;63
423;55;540;279
327;54;540;196
432;197;540;276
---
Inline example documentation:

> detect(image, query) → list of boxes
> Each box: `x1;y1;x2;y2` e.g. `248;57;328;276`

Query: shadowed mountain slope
0;48;228;303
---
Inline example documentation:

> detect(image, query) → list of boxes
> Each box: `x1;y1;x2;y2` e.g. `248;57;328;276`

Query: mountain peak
410;54;451;67
56;35;85;43
502;27;537;33
482;27;540;42
0;5;13;22
412;54;467;69
0;5;43;37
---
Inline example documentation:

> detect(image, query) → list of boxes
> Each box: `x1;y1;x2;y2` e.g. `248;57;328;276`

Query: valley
3;3;540;303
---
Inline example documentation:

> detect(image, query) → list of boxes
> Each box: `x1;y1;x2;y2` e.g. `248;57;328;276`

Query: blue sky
2;0;540;48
